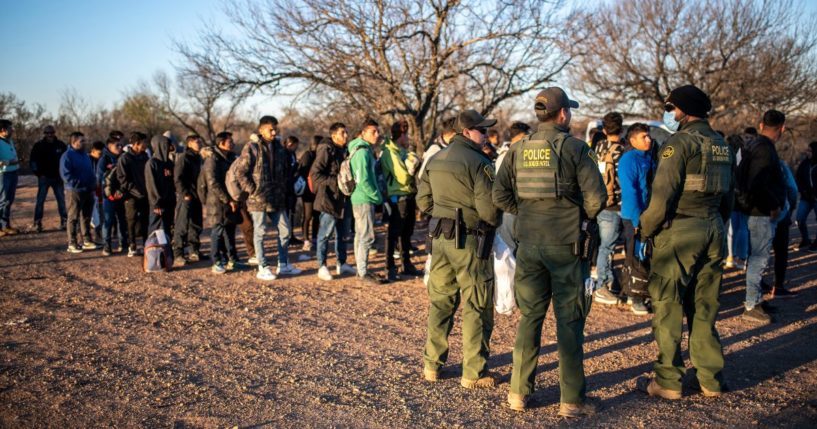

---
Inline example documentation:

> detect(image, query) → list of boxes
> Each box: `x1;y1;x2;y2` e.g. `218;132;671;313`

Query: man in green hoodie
381;120;423;281
349;118;387;285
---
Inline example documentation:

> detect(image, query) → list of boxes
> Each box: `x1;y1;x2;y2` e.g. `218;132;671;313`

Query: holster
427;217;442;255
474;221;496;260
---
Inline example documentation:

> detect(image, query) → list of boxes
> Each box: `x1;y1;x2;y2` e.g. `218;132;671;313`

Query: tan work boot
558;400;597;418
423;368;439;382
461;372;496;389
700;385;722;397
646;379;682;400
507;392;528;412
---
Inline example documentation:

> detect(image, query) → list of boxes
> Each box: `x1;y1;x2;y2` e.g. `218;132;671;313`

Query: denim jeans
250;210;291;268
727;211;748;260
595;209;622;287
746;215;774;310
33;176;67;224
210;221;237;265
796;199;817;242
102;198;128;249
317;212;348;268
0;171;17;229
353;203;376;276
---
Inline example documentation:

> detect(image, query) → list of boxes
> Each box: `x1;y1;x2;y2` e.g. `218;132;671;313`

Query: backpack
226;143;258;202
338;145;367;196
143;229;173;272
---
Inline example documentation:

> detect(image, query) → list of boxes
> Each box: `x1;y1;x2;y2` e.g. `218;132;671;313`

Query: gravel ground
1;175;816;428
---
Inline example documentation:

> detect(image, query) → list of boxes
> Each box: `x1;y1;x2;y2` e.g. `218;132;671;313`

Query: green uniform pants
648;216;725;393
510;243;590;404
423;235;494;381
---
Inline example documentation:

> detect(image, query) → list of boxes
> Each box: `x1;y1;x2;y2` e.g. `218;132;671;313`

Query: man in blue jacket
60;132;98;253
617;123;656;315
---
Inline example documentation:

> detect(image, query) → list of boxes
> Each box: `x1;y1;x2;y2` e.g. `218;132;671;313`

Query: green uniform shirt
493;122;607;245
417;134;498;228
639;120;735;238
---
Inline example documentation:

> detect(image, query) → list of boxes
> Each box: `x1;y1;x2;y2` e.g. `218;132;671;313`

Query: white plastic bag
493;233;517;315
423;255;432;286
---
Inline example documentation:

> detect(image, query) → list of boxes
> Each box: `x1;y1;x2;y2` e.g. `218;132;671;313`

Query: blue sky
3;0;817;117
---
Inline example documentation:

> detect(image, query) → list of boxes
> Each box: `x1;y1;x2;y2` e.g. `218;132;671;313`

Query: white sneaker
337;263;356;275
317;266;334;281
82;242;99;250
67;245;83;254
256;266;277;281
276;263;302;276
211;263;226;274
297;253;312;262
247;256;259;266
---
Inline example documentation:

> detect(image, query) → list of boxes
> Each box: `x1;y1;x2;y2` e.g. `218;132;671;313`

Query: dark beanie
666;85;711;118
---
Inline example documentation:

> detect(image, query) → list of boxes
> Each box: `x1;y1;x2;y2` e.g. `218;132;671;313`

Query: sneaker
211;263;226;274
742;306;772;323
387;266;401;282
558;400;598;418
794;239;811;251
82;242;99;250
225;260;242;271
723;256;735;269
392;251;401;260
423;368;439;383
461;372;496;389
256;266;277;281
66;244;83;254
733;258;746;271
297;253;312;262
336;263;356;275
102;246;112;256
629;297;649;316
402;263;423;277
33;222;43;233
771;287;798;299
358;272;387;285
368;247;378;256
594;286;619;305
276;263;302;276
247;256;259;266
127;248;138;257
188;252;203;262
317;266;334;281
173;257;187;268
302;241;312;252
507;392;529;412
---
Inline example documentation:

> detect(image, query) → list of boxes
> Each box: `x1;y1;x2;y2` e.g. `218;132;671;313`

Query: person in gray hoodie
145;135;176;237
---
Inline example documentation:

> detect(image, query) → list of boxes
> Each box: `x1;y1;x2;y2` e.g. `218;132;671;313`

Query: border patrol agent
493;87;607;416
639;85;734;400
417;110;500;389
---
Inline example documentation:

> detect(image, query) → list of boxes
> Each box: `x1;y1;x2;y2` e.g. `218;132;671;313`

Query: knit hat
666;85;711;118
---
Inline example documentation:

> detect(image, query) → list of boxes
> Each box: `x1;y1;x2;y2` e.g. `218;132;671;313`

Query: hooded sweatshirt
348;137;383;205
59;145;96;192
380;137;418;197
146;135;176;210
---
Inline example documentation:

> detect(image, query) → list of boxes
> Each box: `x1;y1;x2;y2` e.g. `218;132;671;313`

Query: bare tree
155;70;251;144
176;0;571;152
567;0;817;129
119;86;174;137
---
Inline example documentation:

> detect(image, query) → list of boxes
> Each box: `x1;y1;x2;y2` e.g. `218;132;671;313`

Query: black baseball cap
456;109;497;132
534;87;579;113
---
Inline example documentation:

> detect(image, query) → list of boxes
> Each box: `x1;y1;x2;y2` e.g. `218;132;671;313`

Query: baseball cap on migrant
456;109;497;133
534;87;580;113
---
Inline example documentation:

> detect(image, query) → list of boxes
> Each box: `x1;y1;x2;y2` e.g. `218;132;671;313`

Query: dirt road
2;175;816;428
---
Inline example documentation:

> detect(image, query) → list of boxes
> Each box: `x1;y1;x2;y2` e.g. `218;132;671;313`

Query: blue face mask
663;111;680;132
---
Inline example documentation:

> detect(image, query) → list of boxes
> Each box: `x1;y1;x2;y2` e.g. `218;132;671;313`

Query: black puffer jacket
174;146;202;201
29;138;67;179
309;139;346;218
116;149;149;200
146;135;176;210
204;146;237;223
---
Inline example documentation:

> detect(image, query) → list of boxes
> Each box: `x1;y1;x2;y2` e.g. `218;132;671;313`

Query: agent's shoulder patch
587;149;598;163
661;145;675;159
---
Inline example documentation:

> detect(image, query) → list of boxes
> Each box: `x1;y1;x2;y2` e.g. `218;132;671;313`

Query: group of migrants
0;82;816;416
